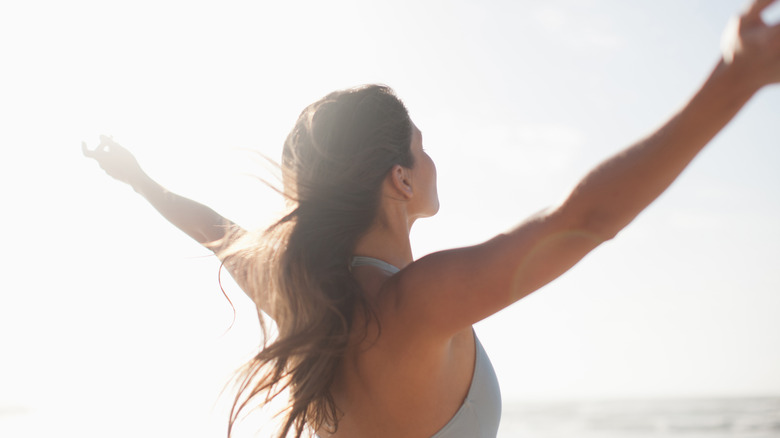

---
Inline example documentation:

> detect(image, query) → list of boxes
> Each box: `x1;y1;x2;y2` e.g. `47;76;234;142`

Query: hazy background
1;0;779;436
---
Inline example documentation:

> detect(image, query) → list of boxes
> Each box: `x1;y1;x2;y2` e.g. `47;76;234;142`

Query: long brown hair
220;85;414;437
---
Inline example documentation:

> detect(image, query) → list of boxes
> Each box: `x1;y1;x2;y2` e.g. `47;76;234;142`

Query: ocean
2;396;779;437
498;397;780;437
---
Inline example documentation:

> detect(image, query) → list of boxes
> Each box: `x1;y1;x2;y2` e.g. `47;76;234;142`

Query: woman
84;1;780;436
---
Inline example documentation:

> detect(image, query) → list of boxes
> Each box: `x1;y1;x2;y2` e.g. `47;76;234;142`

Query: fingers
82;140;96;158
745;0;777;19
83;135;115;159
98;134;119;149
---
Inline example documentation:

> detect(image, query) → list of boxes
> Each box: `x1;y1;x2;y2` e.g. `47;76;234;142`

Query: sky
1;0;779;436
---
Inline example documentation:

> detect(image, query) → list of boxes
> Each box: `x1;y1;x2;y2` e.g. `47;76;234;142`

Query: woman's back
320;257;500;437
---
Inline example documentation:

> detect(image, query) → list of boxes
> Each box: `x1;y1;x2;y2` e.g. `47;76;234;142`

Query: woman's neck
353;206;415;270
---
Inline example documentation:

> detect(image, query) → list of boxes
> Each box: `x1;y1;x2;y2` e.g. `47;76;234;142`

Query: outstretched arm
84;137;268;311
563;0;776;242
82;135;244;250
394;0;780;338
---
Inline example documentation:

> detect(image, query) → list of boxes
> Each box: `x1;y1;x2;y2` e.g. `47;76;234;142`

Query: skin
84;1;780;436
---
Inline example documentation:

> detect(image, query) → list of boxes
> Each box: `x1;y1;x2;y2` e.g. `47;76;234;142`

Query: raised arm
394;0;780;338
83;136;262;310
82;135;243;247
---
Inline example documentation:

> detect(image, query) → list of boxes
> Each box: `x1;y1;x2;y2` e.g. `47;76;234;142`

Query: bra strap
351;256;401;275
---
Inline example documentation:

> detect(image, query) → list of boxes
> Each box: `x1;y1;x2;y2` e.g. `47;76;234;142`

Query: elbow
578;206;635;243
584;215;621;243
554;201;624;245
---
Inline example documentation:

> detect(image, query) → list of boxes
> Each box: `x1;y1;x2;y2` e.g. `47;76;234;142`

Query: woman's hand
722;0;780;88
82;135;145;186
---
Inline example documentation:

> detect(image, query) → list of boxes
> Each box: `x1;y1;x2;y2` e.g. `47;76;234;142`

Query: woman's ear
388;164;414;200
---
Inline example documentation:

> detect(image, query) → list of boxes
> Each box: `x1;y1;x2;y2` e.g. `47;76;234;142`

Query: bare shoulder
384;205;607;339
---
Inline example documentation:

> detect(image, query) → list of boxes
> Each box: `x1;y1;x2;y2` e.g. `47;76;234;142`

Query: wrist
130;171;155;195
712;57;762;102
